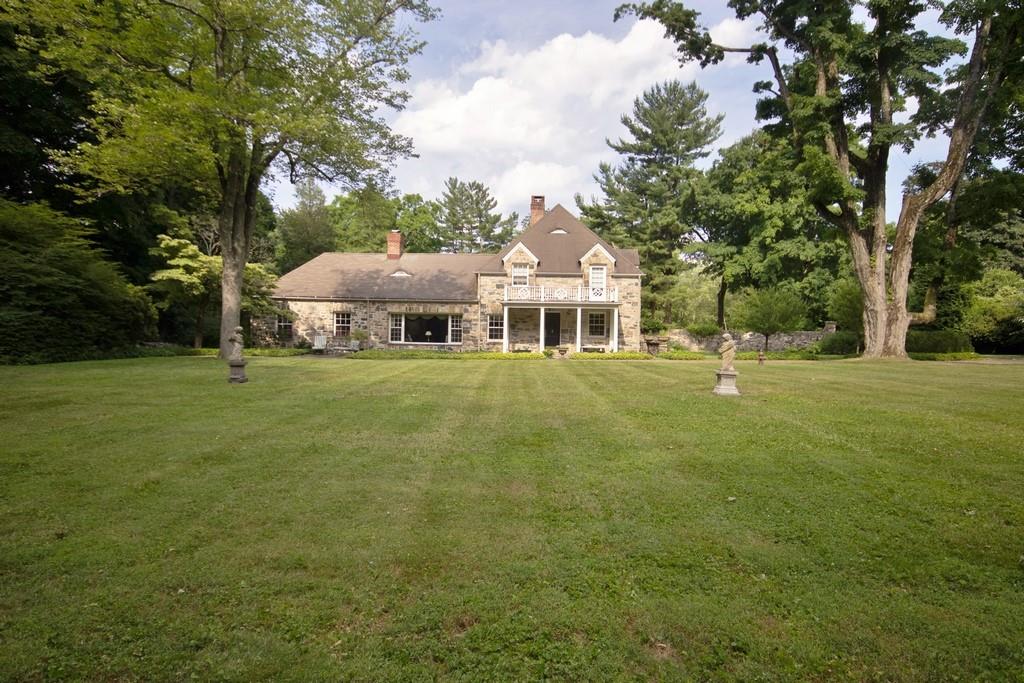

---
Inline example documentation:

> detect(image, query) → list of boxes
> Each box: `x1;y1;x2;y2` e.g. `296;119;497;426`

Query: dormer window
589;265;607;289
549;228;568;234
390;270;411;277
512;264;529;286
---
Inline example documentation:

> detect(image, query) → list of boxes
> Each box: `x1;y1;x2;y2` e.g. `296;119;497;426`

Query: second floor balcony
504;284;619;304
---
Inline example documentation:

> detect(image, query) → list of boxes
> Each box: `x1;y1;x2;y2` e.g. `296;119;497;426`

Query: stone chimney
386;230;404;260
530;195;545;227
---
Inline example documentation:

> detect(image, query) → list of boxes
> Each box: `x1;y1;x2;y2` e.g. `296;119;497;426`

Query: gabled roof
496;204;642;275
274;252;500;301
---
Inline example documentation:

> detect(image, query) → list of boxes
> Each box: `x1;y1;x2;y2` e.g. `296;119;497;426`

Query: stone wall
665;322;837;353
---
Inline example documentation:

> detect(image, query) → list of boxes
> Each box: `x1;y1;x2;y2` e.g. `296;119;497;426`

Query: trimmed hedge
658;350;711;360
819;330;860;355
909;352;981;361
905;329;973;353
570;352;653;360
352;350;545;360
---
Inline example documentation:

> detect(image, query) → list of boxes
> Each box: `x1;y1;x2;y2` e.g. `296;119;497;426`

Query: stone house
264;196;643;353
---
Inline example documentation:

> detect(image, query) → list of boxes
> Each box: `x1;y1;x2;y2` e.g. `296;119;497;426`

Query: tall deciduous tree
21;0;436;357
578;80;722;329
693;131;845;326
394;193;444;252
736;287;807;352
619;0;1024;357
277;182;335;273
439;178;518;253
329;183;398;253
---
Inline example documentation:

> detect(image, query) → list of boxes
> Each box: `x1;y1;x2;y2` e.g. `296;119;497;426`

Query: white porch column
539;306;546;350
502;305;509;353
611;307;619;352
576;307;582;352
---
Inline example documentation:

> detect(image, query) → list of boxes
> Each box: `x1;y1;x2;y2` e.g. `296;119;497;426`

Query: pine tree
438;178;518;253
578;80;722;330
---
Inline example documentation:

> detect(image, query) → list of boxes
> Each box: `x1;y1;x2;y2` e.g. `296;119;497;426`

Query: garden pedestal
713;369;740;396
228;359;248;384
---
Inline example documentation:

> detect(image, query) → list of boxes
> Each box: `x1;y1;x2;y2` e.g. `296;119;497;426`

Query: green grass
2;357;1023;681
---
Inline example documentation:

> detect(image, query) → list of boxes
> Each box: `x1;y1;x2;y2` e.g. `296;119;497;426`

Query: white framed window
589;265;607;289
487;314;504;341
276;315;293;336
389;313;463;344
389;313;404;343
334;312;351;336
512;264;529;286
588;312;606;336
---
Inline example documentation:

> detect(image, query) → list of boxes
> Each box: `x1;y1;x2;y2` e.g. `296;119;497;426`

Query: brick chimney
530;195;545;227
386;230;403;259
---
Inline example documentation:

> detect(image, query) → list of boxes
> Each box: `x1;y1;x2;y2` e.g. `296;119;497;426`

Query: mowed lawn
1;357;1023;681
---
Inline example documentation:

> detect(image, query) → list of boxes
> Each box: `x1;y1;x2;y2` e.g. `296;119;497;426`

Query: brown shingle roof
495;204;642;275
274;252;500;301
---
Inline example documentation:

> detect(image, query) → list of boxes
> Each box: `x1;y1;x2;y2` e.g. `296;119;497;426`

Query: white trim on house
579;243;617;264
501;242;540;264
511;263;530;286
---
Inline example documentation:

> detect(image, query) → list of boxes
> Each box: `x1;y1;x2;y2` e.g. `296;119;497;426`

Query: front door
545;311;561;347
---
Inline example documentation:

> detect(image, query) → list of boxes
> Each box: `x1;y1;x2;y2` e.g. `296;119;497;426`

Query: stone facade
260;200;645;353
260;271;643;354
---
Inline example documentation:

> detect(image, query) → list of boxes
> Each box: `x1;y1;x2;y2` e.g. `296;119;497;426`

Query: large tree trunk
217;142;263;358
219;249;244;357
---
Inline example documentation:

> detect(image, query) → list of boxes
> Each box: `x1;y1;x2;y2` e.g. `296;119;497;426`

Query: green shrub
543;348;555;358
819;330;860;355
908;352;981;361
686;321;720;339
658;350;709;360
570;351;652;360
0;199;157;364
352;350;544;360
905;329;973;353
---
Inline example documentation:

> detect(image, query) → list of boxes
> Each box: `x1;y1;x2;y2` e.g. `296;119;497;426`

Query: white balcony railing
504;285;619;303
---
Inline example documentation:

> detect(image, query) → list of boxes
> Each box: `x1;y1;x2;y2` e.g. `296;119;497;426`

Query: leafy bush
686;320;720;339
735;287;807;351
908;352;981;361
828;278;864;334
658;350;710;360
352;350;544;360
961;269;1024;353
543;348;555;358
0;199;157;364
570;352;652;360
819;330;860;355
905;329;973;353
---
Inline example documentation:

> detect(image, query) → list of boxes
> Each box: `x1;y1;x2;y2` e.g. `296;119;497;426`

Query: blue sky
271;1;954;223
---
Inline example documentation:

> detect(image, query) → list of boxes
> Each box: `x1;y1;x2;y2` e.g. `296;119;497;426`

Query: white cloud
389;19;695;214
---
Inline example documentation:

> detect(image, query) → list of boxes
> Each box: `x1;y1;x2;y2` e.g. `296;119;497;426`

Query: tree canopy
20;0;437;356
618;0;1024;357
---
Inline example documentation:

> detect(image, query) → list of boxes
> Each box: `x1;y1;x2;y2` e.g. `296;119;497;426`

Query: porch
500;305;620;353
